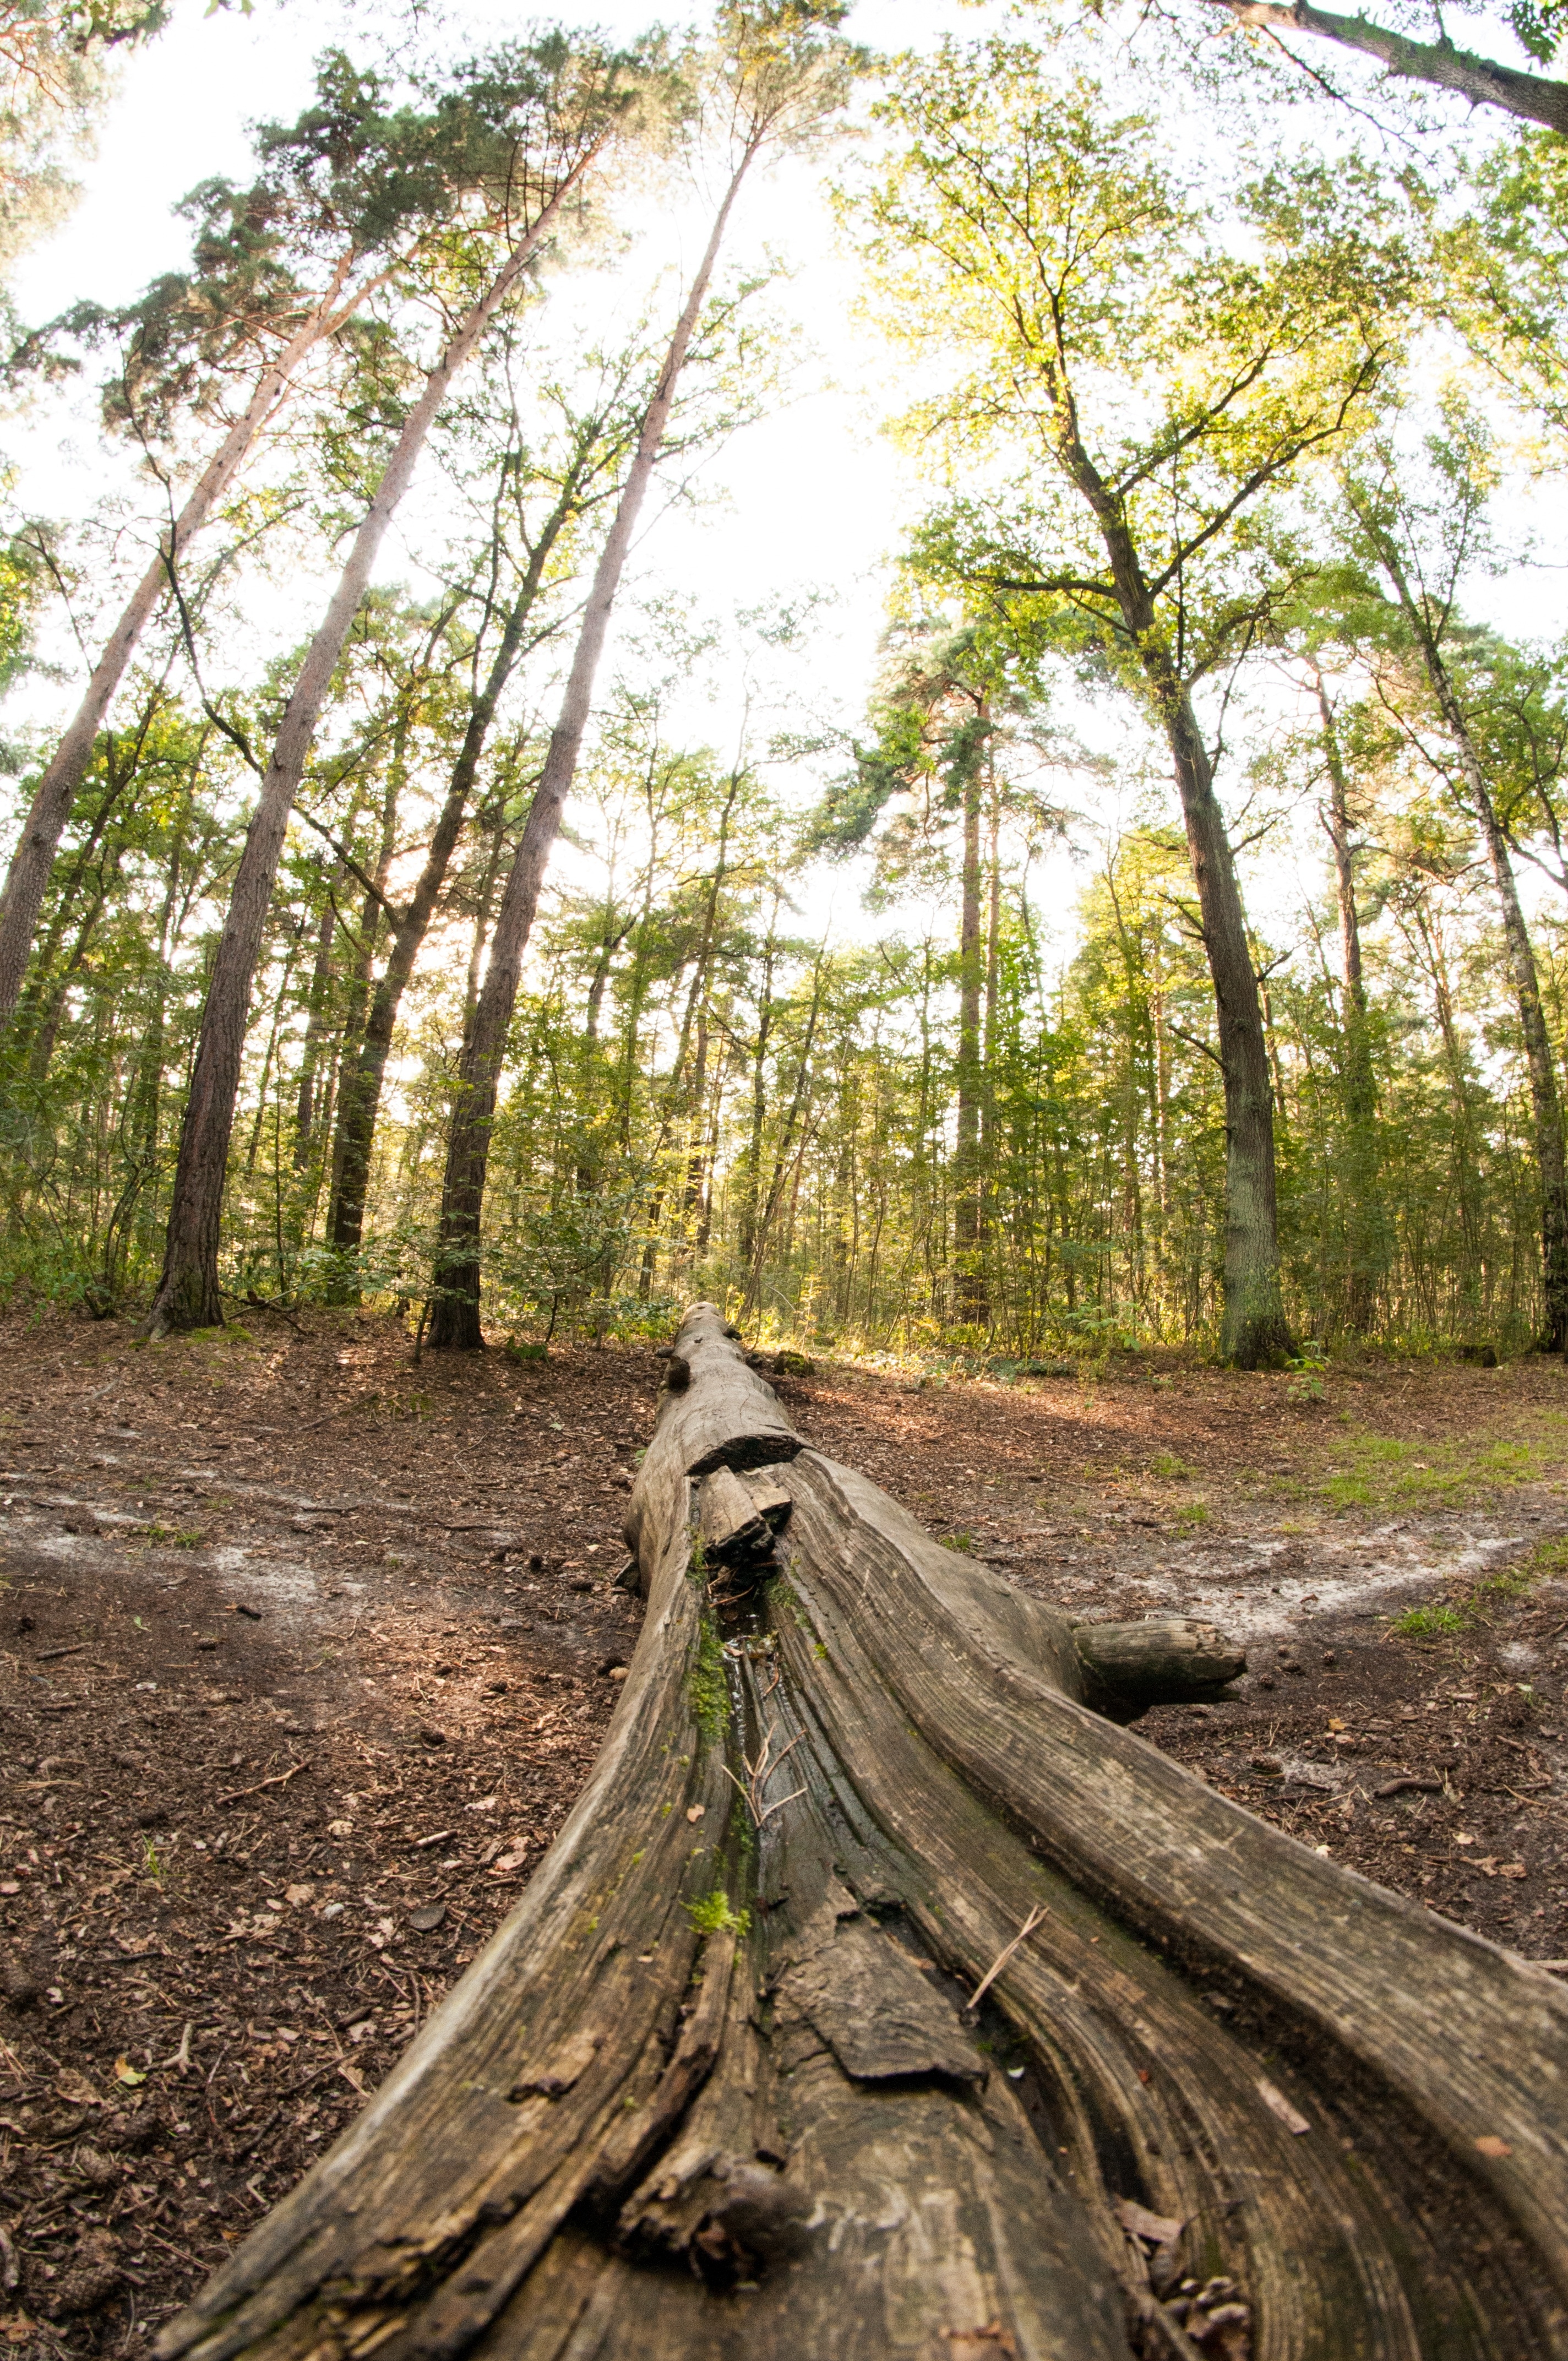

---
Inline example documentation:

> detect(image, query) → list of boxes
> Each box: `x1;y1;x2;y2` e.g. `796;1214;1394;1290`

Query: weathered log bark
158;1305;1568;2360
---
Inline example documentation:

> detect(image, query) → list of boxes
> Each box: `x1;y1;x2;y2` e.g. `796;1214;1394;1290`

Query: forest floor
3;1308;1567;2352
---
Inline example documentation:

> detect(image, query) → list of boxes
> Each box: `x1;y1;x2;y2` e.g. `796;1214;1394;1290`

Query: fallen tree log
159;1304;1568;2361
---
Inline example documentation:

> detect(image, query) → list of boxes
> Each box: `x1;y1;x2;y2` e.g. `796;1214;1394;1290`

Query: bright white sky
5;0;1567;988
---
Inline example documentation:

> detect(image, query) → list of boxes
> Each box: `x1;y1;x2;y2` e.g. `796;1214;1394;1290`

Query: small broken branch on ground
212;1760;309;1809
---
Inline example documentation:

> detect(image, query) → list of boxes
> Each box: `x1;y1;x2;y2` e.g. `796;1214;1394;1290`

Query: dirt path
3;1313;1566;2351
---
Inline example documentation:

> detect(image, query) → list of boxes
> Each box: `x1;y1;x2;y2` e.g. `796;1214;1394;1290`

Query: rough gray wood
155;1304;1568;2361
1074;1614;1247;1716
697;1466;770;1564
742;1468;793;1532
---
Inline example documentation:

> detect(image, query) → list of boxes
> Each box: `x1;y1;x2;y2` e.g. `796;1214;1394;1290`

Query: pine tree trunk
953;765;986;1326
1315;678;1382;1335
143;184;580;1337
0;258;366;1033
426;153;755;1350
326;552;554;1258
157;1304;1568;2361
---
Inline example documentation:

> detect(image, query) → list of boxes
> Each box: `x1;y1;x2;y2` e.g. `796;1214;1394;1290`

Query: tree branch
294;809;402;929
1203;0;1568;134
1168;1020;1226;1069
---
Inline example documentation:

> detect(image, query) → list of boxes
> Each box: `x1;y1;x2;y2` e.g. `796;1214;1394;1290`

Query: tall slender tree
324;371;654;1262
426;0;857;1348
144;38;643;1335
1341;432;1568;1350
859;47;1400;1361
0;56;499;1031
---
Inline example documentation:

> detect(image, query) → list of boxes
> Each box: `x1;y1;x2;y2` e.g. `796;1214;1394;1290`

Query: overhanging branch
1204;0;1568;133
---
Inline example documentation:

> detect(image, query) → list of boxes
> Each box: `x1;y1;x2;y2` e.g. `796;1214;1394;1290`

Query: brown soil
2;1314;1566;2351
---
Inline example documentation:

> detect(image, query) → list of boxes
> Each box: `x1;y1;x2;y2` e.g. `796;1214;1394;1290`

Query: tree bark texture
1315;678;1382;1335
144;179;582;1336
158;1303;1568;2361
425;151;755;1350
0;258;367;1037
1209;0;1568;135
1158;674;1292;1368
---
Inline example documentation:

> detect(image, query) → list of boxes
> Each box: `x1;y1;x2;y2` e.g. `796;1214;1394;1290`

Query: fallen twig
160;2021;193;2076
214;1760;310;1809
720;1719;805;1829
966;1903;1047;2014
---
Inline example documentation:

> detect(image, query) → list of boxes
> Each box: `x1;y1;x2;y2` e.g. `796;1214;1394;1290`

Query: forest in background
3;0;1568;1366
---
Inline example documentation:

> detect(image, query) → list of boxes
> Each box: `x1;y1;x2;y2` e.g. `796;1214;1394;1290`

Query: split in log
158;1303;1568;2360
697;1467;794;1602
697;1467;771;1565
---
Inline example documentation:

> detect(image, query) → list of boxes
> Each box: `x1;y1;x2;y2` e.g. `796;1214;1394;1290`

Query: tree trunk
1049;414;1291;1367
1159;672;1292;1366
1381;554;1568;1354
1315;676;1382;1335
292;891;337;1171
953;764;986;1326
1474;791;1568;1350
326;545;559;1259
0;256;368;1034
737;918;778;1276
143;180;583;1337
322;770;400;1281
426;149;756;1351
158;1303;1568;2361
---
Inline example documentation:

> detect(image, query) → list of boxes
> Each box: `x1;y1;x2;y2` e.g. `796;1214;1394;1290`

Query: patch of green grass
1391;1603;1468;1638
686;1887;750;1939
1149;1451;1193;1481
1173;1500;1210;1529
1390;1533;1568;1639
1317;1418;1568;1511
943;1531;976;1554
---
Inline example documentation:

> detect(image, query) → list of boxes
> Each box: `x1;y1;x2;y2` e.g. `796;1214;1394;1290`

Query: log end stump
1074;1614;1248;1719
157;1305;1568;2361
